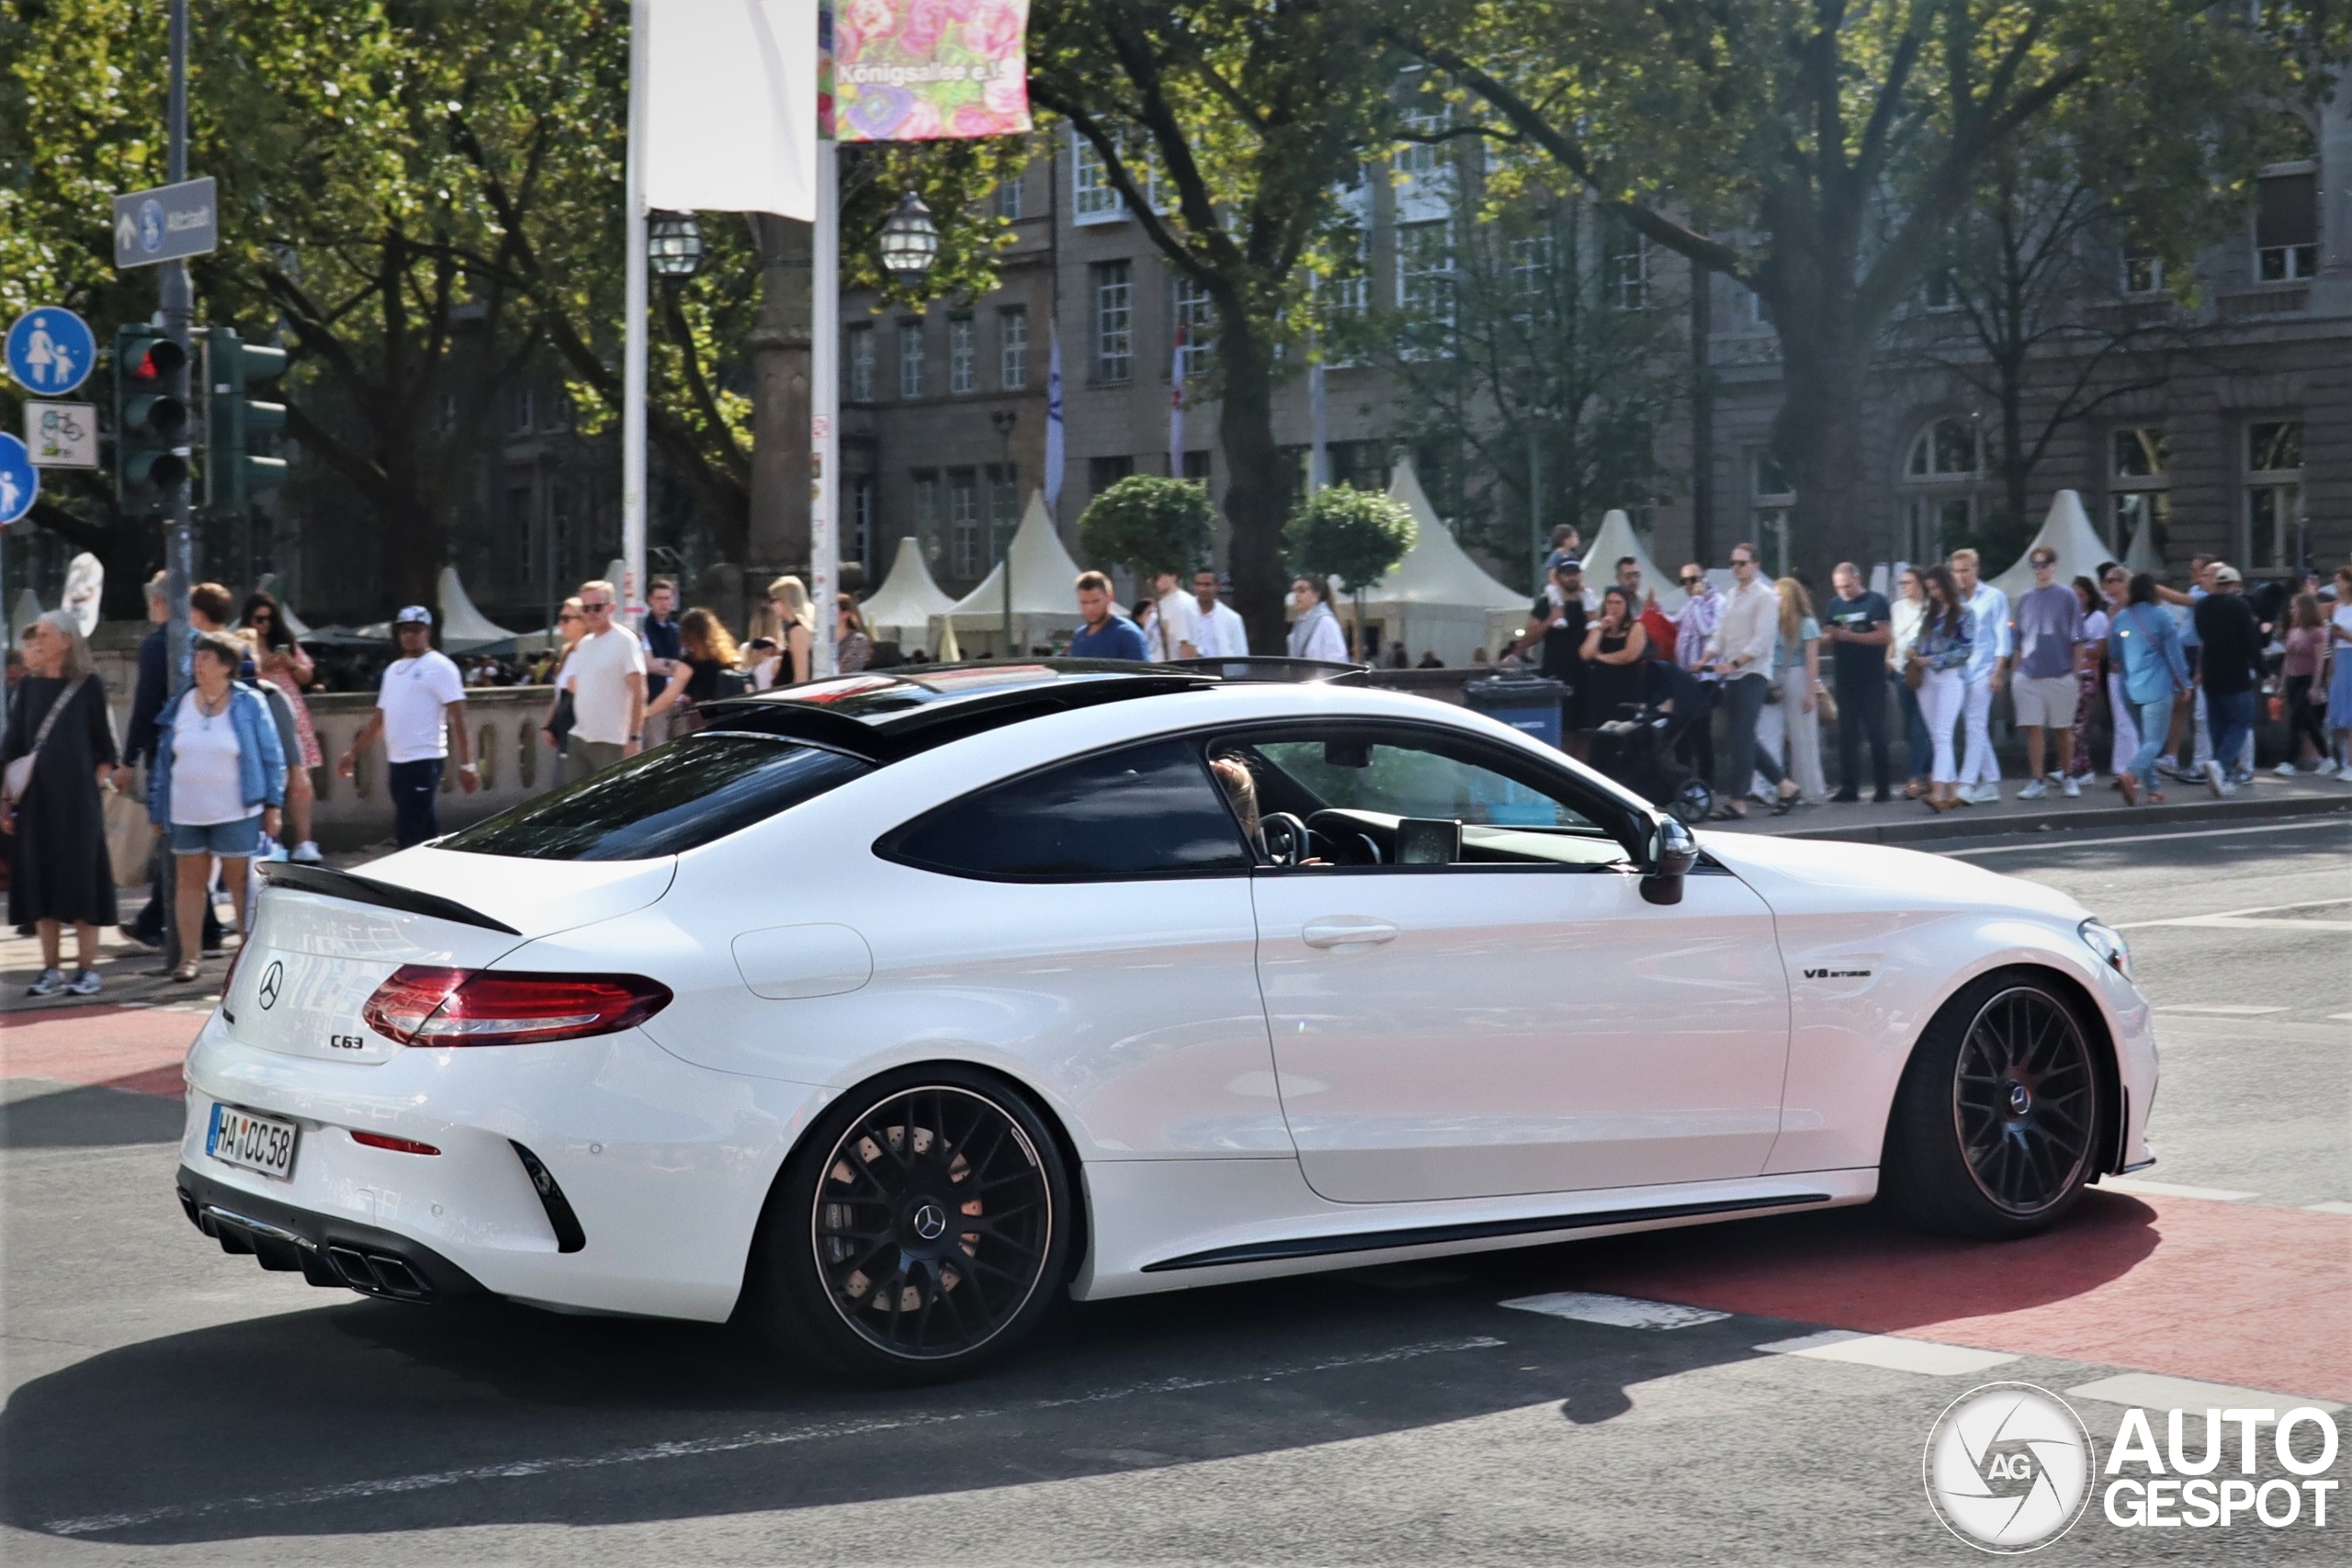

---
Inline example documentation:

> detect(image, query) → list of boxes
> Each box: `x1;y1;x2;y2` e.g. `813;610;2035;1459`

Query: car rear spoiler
257;863;522;935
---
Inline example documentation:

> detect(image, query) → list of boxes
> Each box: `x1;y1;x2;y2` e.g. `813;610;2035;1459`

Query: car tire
747;1066;1076;1385
1882;967;2105;1240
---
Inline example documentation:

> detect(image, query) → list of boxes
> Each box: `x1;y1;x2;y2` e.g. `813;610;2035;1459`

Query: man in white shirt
1703;542;1794;816
1191;568;1249;659
336;606;476;847
1949;547;2012;804
1148;570;1202;661
560;579;648;783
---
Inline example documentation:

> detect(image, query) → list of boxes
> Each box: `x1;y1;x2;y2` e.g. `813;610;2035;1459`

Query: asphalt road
3;820;2346;1565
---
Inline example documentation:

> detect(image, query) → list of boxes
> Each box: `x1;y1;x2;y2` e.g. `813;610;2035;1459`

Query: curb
1744;790;2352;847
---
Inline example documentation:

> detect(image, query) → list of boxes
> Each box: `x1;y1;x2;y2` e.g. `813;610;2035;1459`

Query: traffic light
203;326;288;516
113;324;190;511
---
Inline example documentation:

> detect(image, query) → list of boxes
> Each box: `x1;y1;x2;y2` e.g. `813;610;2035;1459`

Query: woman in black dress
1577;585;1651;726
3;612;119;997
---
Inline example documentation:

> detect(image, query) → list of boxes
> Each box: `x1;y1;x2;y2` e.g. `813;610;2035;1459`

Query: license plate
207;1102;300;1180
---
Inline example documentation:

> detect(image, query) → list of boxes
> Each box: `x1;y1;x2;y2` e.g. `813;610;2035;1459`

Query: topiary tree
1078;475;1217;584
1285;485;1417;659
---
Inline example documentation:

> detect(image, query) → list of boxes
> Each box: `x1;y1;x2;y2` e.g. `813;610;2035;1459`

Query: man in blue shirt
1949;547;2011;804
1067;570;1149;660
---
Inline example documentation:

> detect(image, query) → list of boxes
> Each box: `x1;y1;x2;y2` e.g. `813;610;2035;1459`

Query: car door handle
1301;917;1398;949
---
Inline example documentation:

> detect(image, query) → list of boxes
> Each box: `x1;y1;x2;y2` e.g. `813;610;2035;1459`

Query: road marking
2120;897;2352;932
2151;1004;2291;1015
2066;1372;2343;1415
41;1334;1504;1536
2304;1201;2352;1216
2098;1177;2259;1202
1753;1330;2018;1375
1943;819;2352;856
2330;1014;2352;1024
1499;1291;1731;1329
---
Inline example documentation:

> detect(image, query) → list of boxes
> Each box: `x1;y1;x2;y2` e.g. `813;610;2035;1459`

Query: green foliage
1078;475;1216;579
1286;486;1416;593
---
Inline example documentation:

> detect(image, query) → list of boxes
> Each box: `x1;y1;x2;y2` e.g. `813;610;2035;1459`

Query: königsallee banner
832;0;1032;141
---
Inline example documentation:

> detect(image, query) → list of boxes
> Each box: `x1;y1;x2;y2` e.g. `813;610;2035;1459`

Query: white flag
644;0;819;219
1043;322;1066;511
1168;323;1185;477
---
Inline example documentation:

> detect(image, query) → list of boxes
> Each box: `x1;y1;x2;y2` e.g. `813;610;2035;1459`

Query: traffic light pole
159;0;194;971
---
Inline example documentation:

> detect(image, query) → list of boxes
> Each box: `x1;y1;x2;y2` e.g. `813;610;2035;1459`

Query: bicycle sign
25;400;99;468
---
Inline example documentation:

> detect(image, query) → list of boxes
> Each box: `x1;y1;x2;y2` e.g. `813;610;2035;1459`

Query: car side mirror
1641;817;1697;906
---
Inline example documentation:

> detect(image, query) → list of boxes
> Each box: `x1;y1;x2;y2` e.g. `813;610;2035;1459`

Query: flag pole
810;139;840;679
621;0;650;631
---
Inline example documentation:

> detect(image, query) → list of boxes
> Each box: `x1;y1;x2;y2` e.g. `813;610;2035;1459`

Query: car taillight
362;965;673;1046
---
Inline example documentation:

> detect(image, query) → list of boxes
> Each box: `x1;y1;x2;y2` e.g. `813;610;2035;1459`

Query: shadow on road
0;1082;187;1150
0;1196;2161;1545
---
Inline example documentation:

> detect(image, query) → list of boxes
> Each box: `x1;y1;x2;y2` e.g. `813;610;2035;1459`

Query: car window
881;739;1251;881
1230;730;1631;868
440;736;871;861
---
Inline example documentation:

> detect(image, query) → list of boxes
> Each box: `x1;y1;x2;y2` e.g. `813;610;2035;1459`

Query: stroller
1578;659;1715;826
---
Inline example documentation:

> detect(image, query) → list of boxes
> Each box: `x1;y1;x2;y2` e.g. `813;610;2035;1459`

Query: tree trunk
747;214;812;577
1768;301;1874;579
1216;325;1289;655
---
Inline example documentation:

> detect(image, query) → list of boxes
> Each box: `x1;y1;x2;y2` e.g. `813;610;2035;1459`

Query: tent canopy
941;491;1087;650
2122;513;2164;578
438;567;518;649
1989;490;2114;601
1339;459;1526;664
1582;510;1686;613
862;536;958;650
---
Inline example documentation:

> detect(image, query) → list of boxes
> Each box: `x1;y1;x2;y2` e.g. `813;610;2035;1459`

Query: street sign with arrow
112;176;218;269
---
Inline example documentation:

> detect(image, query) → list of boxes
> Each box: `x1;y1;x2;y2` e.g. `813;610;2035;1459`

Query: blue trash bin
1464;675;1566;750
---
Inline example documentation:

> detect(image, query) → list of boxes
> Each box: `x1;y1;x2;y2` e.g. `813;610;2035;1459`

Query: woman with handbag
3;612;119;997
1908;566;1975;813
150;631;285;983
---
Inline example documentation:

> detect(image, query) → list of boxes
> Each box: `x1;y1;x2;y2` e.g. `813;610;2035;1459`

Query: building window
1088;454;1133;496
2256;168;2318;282
2245;420;2302;570
910;468;941;551
851;476;875;571
1092;261;1134;382
1396;220;1457;339
1070;129;1160;223
994;166;1026;221
1749;449;1794;577
1906;416;1984;479
2109;427;2169;555
1603;220;1649;311
948;314;977;394
2121;254;2165;295
1181;450;1211;484
1171;275;1215;377
1920;269;1961;311
848;326;876;402
1747;287;1772;326
1900;417;1988;562
947;468;982;580
999;306;1028;389
1509;231;1555;295
1329;439;1390;495
513;387;536;434
898;319;925;399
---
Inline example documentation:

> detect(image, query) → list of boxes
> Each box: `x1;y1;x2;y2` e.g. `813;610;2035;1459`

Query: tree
1393;0;2341;570
1353;184;1685;589
1078;474;1216;580
1029;0;1408;652
1286;484;1416;656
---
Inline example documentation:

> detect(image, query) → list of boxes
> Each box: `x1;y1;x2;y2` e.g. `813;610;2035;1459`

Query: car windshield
438;735;871;861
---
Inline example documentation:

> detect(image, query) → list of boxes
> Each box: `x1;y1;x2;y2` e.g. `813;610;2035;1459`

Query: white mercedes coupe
177;661;2156;1382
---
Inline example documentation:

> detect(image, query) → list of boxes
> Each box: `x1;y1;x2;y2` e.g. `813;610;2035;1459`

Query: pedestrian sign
6;308;96;397
111;177;218;268
0;434;40;525
25;401;99;468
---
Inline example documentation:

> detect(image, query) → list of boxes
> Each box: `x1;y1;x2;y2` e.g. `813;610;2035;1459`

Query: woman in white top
1286;576;1350;663
1889;567;1931;797
539;597;586;759
150;631;285;984
2067;575;2111;781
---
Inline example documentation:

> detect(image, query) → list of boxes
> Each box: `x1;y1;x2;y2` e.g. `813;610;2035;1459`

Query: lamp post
1527;402;1550;589
878;191;941;281
990;408;1016;651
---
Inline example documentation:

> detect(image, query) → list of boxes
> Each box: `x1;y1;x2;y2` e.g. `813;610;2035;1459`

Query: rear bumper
176;1164;486;1303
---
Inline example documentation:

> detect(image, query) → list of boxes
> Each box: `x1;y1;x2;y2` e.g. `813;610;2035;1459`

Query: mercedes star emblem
257;960;284;1010
911;1202;947;1241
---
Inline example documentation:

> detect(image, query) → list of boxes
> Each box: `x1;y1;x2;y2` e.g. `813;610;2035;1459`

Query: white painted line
1753;1330;2018;1375
2329;1014;2352;1024
2302;1201;2352;1216
2126;916;2352;933
42;1334;1504;1536
2098;1177;2259;1201
1944;819;2352;856
1500;1291;1731;1330
2152;1004;2290;1015
2118;897;2352;930
2066;1372;2342;1416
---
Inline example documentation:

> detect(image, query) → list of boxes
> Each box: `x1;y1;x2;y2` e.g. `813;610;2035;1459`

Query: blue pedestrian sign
0;434;40;526
6;308;96;397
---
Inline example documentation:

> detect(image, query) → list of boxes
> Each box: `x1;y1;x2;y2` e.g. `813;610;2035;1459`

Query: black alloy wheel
1951;987;2097;1215
752;1068;1072;1383
1883;969;2105;1240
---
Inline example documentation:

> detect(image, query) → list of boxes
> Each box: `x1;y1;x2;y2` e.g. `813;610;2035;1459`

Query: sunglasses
582;602;614;612
1679;574;1702;585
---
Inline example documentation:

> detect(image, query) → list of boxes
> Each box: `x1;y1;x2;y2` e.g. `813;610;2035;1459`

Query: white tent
861;536;958;654
436;567;519;650
2122;515;2164;579
1989;490;2113;601
1581;510;1686;614
939;491;1088;656
1342;458;1530;666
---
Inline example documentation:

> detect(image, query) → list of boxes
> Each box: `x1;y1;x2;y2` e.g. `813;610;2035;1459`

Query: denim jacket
2108;604;2189;706
1914;609;1974;673
149;684;287;826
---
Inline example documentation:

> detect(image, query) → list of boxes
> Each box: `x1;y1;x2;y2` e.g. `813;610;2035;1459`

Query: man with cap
1507;556;1596;746
337;606;477;847
2190;562;2263;795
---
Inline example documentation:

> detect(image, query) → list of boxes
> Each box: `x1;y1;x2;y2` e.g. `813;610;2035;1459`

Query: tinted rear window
881;739;1249;880
440;736;870;861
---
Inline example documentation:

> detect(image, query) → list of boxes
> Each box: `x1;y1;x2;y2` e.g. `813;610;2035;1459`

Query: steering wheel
1306;810;1386;866
1260;812;1311;867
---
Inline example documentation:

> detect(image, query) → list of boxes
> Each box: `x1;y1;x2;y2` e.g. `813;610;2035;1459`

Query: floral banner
833;0;1032;142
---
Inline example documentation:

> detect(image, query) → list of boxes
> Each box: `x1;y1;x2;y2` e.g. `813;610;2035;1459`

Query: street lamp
990;409;1017;649
877;191;939;280
647;211;704;278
